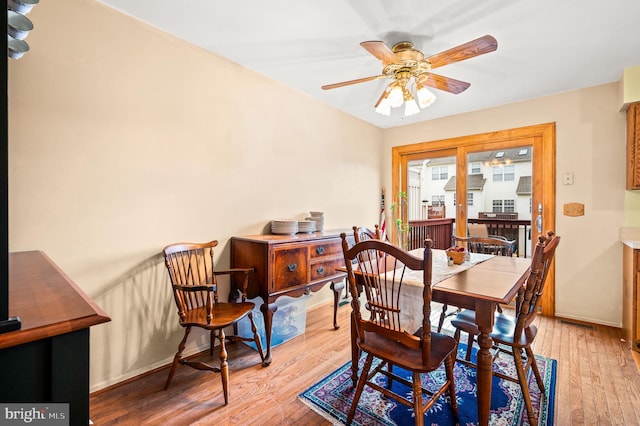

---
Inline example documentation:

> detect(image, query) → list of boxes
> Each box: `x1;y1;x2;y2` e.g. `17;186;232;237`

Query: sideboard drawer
309;239;342;259
273;246;308;292
310;258;343;282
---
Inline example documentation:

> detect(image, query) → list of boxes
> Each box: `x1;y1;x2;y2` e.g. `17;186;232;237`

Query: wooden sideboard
0;251;110;424
230;231;348;365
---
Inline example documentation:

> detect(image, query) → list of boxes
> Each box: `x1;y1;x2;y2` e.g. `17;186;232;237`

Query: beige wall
382;83;627;328
8;0;382;390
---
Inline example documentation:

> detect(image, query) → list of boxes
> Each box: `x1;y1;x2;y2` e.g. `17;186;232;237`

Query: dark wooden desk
0;251;111;425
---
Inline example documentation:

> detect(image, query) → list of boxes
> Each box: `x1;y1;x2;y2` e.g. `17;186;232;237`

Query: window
453;192;473;206
492;199;515;212
493;164;515;182
432;195;445;206
493;167;502;182
470;162;481;174
431;166;448;180
504;165;515;181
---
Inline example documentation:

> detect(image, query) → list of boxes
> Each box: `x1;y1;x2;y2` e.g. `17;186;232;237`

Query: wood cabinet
0;251;110;424
622;244;640;352
627;102;640;190
230;231;348;365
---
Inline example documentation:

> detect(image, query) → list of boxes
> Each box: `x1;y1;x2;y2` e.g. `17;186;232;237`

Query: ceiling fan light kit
375;96;391;116
403;89;420;117
388;85;404;107
6;0;39;59
417;84;436;108
322;35;497;118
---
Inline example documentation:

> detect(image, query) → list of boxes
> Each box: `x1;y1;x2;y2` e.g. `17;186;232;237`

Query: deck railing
407;218;455;251
407;218;533;257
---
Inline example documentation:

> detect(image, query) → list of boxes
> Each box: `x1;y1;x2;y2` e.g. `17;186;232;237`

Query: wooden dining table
344;249;531;426
432;253;530;426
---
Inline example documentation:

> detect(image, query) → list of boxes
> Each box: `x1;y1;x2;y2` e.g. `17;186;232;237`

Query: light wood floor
90;302;640;425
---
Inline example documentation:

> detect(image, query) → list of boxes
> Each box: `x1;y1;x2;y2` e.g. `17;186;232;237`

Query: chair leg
350;312;360;387
218;328;229;406
165;326;191;390
526;346;545;392
209;330;215;356
438;304;448;332
452;323;475;362
513;348;537;425
412;371;424;426
248;312;266;367
445;352;459;419
465;332;474;361
347;353;374;425
453;326;461;343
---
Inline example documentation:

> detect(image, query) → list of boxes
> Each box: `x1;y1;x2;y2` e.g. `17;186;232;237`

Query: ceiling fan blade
360;41;397;64
321;74;388;90
426;35;497;70
417;72;471;94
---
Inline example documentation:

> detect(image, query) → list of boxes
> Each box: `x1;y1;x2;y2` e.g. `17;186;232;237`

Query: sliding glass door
391;123;556;314
465;146;533;258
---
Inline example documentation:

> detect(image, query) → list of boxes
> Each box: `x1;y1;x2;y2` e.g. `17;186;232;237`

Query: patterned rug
299;344;556;425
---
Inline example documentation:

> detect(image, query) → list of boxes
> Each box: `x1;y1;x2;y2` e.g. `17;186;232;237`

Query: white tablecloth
381;249;493;332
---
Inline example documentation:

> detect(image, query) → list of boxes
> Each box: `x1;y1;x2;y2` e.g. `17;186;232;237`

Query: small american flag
379;188;386;241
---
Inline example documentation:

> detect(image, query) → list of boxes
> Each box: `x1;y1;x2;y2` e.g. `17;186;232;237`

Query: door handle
536;203;543;232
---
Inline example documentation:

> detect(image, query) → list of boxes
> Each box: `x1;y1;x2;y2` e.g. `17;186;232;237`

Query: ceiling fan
321;35;497;117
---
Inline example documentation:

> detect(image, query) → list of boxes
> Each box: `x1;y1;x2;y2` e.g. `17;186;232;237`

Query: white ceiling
97;0;640;129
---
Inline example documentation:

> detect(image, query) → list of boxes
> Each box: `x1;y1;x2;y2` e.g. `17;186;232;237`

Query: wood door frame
392;123;556;316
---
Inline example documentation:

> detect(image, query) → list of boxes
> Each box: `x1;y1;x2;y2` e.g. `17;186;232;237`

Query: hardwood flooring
90;302;640;425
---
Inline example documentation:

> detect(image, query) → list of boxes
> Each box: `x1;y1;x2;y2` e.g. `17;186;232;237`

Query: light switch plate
563;172;574;185
563;202;584;216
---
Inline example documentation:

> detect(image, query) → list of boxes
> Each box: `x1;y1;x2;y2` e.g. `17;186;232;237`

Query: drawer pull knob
316;247;325;255
317;267;324;274
287;263;297;272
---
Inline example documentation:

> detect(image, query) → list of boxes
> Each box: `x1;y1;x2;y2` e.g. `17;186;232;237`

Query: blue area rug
299;344;556;425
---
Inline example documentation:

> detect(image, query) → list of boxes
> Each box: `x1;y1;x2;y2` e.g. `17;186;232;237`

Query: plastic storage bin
237;293;311;350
